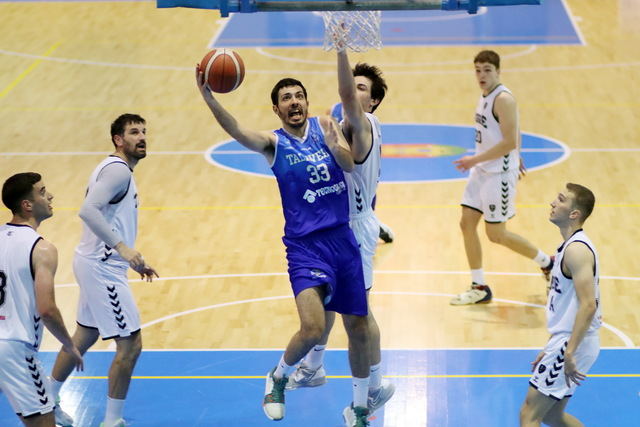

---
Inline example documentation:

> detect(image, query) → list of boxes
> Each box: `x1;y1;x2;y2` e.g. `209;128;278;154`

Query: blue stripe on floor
1;349;638;426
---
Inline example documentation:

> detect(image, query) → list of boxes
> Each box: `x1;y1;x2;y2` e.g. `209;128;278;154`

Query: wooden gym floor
1;1;639;425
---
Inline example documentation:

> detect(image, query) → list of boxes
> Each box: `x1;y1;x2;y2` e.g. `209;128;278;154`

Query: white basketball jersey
345;112;382;217
474;84;519;173
547;230;602;335
0;224;44;349
75;156;138;266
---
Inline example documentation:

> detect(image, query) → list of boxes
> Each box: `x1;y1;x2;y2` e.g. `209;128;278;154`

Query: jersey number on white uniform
307;163;331;184
0;270;6;307
475;130;482;144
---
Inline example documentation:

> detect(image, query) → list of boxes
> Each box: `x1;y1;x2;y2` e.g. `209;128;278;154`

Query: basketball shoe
263;368;288;421
286;363;327;390
54;398;74;427
450;283;492;305
541;256;555;282
378;221;394;243
343;404;370;427
368;379;395;413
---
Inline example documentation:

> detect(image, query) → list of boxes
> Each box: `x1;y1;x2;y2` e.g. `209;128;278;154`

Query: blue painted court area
1;349;638;426
212;1;580;48
207;124;568;183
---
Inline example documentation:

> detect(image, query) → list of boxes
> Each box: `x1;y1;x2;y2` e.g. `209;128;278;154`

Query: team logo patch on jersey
303;189;317;203
302;182;346;203
538;363;547;374
489;204;496;212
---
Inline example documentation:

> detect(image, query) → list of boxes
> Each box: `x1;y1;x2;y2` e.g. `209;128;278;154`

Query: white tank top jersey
345;112;382;218
0;224;44;349
474;84;519;173
75;156;138;266
547;229;602;335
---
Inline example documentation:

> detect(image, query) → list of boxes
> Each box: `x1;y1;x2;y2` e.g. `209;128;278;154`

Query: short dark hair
110;114;146;147
2;172;41;214
566;183;595;222
270;78;308;105
353;63;387;113
474;50;501;70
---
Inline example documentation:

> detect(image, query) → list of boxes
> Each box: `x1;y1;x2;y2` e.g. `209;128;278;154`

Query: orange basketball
199;48;245;94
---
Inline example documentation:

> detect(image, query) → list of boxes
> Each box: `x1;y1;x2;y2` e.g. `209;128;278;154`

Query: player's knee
367;314;380;340
541;411;566;427
347;316;370;341
519;402;534;425
486;227;506;244
116;333;142;363
300;322;325;344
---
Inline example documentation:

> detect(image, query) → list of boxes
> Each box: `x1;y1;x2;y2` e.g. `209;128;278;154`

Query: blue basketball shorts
282;223;367;316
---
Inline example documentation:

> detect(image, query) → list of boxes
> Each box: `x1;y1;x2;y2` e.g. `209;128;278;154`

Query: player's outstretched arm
32;239;83;371
337;50;371;163
563;242;598;386
320;116;354;172
195;66;275;160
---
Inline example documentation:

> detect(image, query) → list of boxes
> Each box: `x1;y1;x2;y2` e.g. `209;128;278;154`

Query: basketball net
321;10;382;52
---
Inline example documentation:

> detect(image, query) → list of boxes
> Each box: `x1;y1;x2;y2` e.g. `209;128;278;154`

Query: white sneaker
343;404;370;427
263;369;287;421
367;379;395;413
54;399;74;427
286;364;327;390
99;419;125;427
378;221;394;243
450;283;492;305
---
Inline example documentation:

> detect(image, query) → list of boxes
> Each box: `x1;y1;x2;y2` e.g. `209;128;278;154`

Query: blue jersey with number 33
271;117;349;238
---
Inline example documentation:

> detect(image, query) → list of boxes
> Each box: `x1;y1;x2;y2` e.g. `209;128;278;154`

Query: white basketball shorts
461;167;518;223
0;340;54;418
74;254;141;340
529;333;600;400
349;211;379;290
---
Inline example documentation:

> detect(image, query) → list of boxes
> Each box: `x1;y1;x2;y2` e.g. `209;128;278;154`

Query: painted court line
0;41;62;99
63;373;640;380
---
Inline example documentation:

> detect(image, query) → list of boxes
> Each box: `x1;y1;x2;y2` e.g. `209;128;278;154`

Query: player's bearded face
275;86;308;128
120;123;147;159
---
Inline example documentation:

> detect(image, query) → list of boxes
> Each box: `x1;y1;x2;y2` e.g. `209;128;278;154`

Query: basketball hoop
321;10;382;52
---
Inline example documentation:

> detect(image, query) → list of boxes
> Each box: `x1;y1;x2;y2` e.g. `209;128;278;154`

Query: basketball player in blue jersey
520;183;600;426
287;49;394;426
451;50;553;305
327;102;394;245
196;69;371;425
1;173;83;427
48;114;158;427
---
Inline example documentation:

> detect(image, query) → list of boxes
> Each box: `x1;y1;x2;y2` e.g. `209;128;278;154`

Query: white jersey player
48;114;158;427
451;50;553;306
75;155;138;268
287;50;395;426
521;183;600;426
0;172;82;427
328;101;394;244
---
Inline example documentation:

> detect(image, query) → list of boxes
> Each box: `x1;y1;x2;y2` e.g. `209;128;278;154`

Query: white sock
273;354;295;379
471;269;485;285
534;250;551;268
49;377;65;400
104;397;125;426
369;362;382;391
304;345;326;370
352;376;370;408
